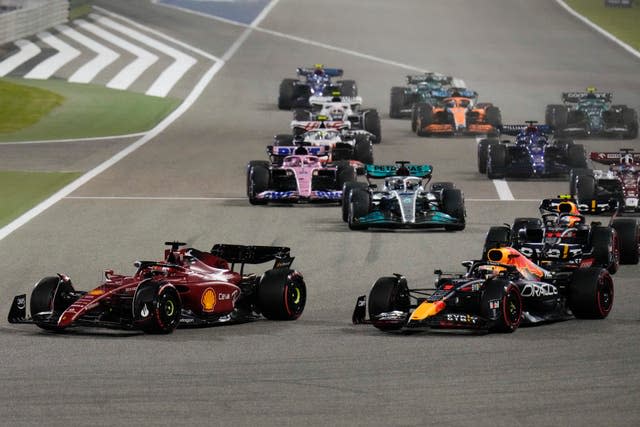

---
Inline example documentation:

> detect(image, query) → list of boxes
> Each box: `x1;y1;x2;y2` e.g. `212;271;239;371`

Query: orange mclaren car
414;97;502;136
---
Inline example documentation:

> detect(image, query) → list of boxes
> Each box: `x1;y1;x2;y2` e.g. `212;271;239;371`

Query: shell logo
201;288;217;313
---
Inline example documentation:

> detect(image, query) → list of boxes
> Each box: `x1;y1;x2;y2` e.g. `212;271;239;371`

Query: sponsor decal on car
445;313;479;324
520;282;558;298
201;288;217;312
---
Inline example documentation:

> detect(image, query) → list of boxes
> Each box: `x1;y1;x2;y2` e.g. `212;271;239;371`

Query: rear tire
485;106;502;128
258;269;306;320
389;86;405;118
569;268;613;319
363;110;382;143
570;168;593;197
487;144;507;179
336;162;356;191
567;144;587;168
353;135;374;164
611;218;640;264
622;107;638;139
368;276;410;331
278;78;297;110
477;138;497;174
416;104;433;137
591;226;619;274
576;175;596;202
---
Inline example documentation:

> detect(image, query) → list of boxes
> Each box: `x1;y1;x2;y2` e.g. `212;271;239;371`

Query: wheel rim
597;275;614;316
503;287;522;328
284;280;305;318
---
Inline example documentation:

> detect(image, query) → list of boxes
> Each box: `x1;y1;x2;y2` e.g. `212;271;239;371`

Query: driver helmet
405;180;418;191
313;64;324;76
386;177;404;191
329;106;344;120
559;215;582;228
477;265;506;278
621;154;634;166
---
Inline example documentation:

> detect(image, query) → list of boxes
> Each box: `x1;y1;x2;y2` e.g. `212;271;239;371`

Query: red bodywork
57;248;241;328
590;151;640;202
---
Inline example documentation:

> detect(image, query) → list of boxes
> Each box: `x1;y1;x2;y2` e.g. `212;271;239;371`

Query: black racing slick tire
247;161;270;205
353;135;374;164
567;144;587;168
368;276;410;332
591;226;619;274
611;218;640;265
442;188;465;231
569;268;613;319
512;217;543;244
485;106;502;128
258;268;306;320
416;104;433;137
622;107;638;139
363;109;382;144
278;78;297;110
477;138;496;174
487;144;507;179
348;189;370;230
336;162;357;192
482;279;522;333
342;181;368;222
576;175;596;203
134;281;182;334
31;276;74;331
569;168;593;197
389;86;405;119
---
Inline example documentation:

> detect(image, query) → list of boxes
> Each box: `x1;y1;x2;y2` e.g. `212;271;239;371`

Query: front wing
352;210;463;229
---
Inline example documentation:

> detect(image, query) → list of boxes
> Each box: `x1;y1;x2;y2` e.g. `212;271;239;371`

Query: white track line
0;39;41;77
64;196;539;202
554;0;640;60
55;24;120;84
492;179;515;201
91;13;197;97
0;132;146;145
0;1;279;242
76;19;158;90
23;31;81;79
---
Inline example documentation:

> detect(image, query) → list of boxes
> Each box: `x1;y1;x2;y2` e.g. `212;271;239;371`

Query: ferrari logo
201;288;216;313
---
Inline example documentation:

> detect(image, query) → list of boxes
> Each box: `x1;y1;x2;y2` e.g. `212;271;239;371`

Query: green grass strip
564;0;640;51
0;171;81;227
0;78;180;142
0;79;64;134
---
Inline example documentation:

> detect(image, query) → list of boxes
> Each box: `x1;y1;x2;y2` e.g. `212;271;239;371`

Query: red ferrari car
8;242;306;333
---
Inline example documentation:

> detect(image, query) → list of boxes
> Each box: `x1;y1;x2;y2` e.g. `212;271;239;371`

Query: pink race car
247;147;357;204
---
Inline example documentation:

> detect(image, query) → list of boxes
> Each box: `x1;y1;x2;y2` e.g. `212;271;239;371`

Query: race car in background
8;242;306;333
570;149;640;215
278;64;357;110
389;72;453;119
352;246;613;333
480;121;587;178
413;90;502;136
545;88;638;139
343;161;465;231
482;196;638;269
275;120;374;165
293;95;382;143
247;146;357;204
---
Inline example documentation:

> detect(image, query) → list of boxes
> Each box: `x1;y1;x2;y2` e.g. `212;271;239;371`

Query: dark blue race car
278;64;357;110
477;121;587;179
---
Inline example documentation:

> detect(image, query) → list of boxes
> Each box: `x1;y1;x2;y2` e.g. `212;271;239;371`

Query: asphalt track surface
1;1;639;426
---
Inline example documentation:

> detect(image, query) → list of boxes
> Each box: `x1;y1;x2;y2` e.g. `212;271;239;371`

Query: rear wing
210;244;294;272
308;95;362;107
267;145;330;158
297;67;343;77
406;73;452;85
562;91;612;103
500;124;553;136
365;163;433;179
448;88;477;98
590;150;640;165
291;120;350;131
540;196;617;215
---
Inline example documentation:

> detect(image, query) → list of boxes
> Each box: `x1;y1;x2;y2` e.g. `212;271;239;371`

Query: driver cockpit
384;176;422;192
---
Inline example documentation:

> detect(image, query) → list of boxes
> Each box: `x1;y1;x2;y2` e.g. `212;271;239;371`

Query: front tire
348;189;370;230
134;281;182;334
441;188;465;231
368;276;410;331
